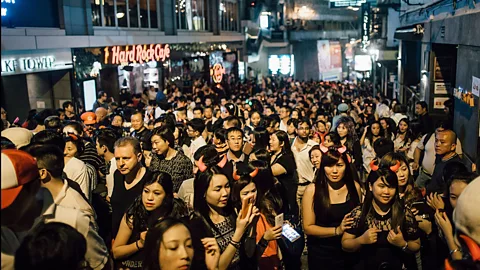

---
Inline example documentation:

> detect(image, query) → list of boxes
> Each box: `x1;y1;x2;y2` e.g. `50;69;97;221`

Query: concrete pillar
160;0;177;35
58;0;94;35
209;0;221;35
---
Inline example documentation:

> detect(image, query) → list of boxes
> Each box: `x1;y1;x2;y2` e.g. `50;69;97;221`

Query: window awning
394;24;424;41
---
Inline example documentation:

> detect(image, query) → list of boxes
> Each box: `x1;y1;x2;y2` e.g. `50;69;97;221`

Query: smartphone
282;223;301;242
240;194;254;219
411;201;431;217
275;213;284;228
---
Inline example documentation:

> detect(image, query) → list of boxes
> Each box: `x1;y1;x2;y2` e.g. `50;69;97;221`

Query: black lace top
346;205;420;270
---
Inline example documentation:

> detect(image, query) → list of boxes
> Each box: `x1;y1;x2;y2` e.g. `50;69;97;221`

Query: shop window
91;0;158;28
220;0;238;32
176;0;208;31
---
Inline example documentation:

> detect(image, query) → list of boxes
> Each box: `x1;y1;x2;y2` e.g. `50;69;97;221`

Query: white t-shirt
106;156;117;198
417;134;463;175
64;157;91;200
291;138;318;184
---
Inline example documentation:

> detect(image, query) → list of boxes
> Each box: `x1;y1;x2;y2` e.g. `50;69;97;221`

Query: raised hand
202;238;220;270
387;226;406;248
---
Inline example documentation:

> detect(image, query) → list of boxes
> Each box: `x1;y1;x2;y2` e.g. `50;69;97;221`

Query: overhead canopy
394;23;424;41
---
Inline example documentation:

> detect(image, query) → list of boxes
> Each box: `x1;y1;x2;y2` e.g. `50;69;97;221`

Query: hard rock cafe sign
104;44;171;65
210;63;225;83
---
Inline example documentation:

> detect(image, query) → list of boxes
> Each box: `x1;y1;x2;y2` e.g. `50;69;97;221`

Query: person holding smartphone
190;163;258;270
342;167;421;270
302;145;362;269
230;162;283;270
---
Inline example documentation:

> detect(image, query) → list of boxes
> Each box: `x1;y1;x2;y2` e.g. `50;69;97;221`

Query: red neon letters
104;44;171;65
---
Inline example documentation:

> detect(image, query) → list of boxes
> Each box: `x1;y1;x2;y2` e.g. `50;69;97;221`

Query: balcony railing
289;30;360;40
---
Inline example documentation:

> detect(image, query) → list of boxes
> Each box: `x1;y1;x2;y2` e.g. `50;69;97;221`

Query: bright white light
1;8;7;17
268;55;280;75
280;55;291;75
116;12;125;19
354;55;372;71
369;49;379;61
260;15;269;29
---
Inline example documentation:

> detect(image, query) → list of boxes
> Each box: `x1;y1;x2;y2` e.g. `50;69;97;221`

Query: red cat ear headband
370;159;401;172
232;167;259;181
197;155;228;173
319;143;351;163
66;133;79;141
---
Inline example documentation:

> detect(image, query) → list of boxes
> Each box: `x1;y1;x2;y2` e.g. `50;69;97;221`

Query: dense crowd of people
1;77;479;270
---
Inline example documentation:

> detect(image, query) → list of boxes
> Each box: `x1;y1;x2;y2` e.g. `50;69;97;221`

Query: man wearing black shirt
111;137;149;237
130;111;150;145
427;129;463;194
63;101;78;121
415;101;434;136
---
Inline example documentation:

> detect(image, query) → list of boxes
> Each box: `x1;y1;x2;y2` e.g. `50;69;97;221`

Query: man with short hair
95;107;109;127
413;125;463;188
63;101;77;121
292;119;318;207
225;127;247;164
111;137;150;237
193;106;204;119
415;101;434;136
186;118;207;162
92;91;109;112
223;116;242;130
1;149;110;270
175;107;188;124
427;129;464;194
95;129;118;201
279;106;292;132
130;111;150;144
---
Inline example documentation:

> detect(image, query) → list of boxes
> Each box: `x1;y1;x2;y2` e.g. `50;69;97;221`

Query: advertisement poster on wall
317;40;343;81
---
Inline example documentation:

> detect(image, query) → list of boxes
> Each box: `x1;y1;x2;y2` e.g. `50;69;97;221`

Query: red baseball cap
1;149;39;210
81;112;96;125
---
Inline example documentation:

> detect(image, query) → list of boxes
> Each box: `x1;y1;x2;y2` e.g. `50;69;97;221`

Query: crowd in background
1;76;479;270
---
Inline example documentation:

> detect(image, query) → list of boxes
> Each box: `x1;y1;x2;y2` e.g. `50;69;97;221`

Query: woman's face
142;182;166;211
324;157;346;182
158;224;194;270
173;127;180;143
269;134;283;153
370;178;396;205
287;123;296;136
396;161;409;187
310;149;322;169
366;106;373;114
291;110;299;119
371;123;381;136
449;181;468;209
206;174;230;209
251;113;261;127
239;182;257;205
317;122;326;133
337;124;348;138
324;135;334;147
64;141;78;158
380;120;388;130
399;121;408;133
151;135;170;155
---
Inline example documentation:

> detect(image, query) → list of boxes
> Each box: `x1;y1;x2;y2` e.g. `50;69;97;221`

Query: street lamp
369;48;379;96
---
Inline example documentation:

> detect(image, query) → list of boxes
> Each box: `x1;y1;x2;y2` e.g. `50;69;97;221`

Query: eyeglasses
298;127;310;131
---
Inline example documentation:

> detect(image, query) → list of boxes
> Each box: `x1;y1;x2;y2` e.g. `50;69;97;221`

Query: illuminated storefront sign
361;3;371;49
268;55;294;76
210;63;225;83
329;0;366;8
104;44;171;65
1;49;73;76
1;0;15;17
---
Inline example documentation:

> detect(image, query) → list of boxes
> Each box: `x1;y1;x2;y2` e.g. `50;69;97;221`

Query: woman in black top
112;171;188;269
342;168;421;270
269;130;298;217
334;116;362;170
302;145;362;270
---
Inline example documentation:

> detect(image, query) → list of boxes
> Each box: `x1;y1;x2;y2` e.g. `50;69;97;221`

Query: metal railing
403;84;421;119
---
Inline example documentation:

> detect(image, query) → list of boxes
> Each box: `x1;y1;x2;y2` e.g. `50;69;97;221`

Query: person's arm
302;184;339;237
271;163;287;177
360;127;368;146
412;140;424;171
112;215;144;260
341;231;364;252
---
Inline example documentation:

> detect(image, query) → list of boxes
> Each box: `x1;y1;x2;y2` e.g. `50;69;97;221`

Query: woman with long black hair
360;121;385;175
190;163;258;270
302;145;362;269
143;217;221;270
394;118;414;154
342;167;421;270
112;171;188;269
334;116;362;170
230;163;283;270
